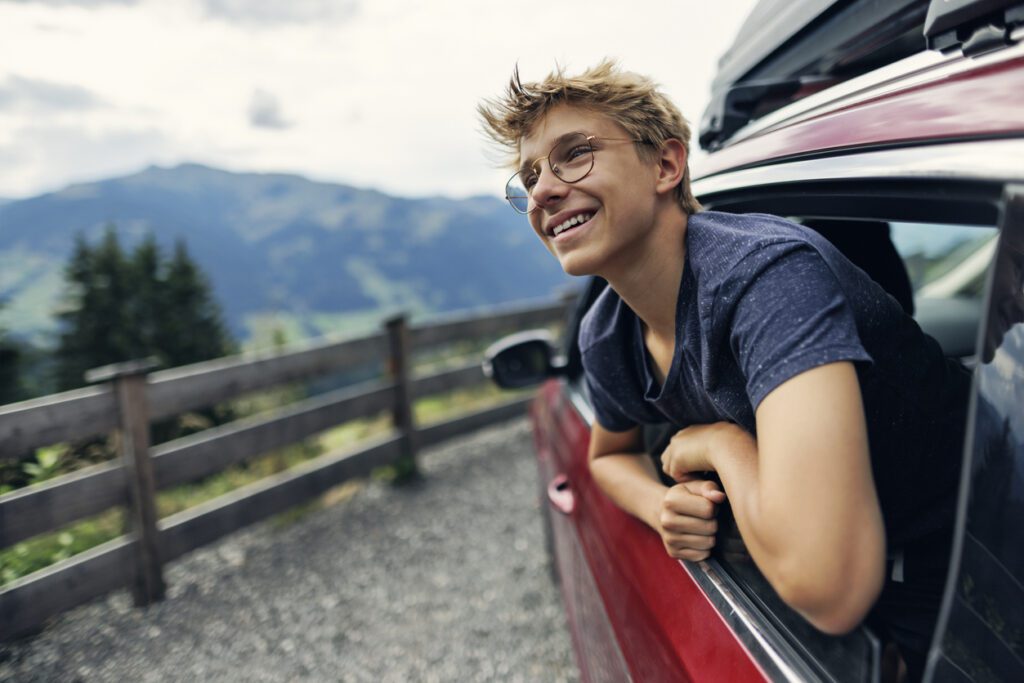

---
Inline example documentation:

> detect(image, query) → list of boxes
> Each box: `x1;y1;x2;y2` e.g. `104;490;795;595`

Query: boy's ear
654;139;686;196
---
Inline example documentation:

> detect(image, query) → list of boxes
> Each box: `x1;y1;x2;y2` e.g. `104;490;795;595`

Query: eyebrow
519;131;590;174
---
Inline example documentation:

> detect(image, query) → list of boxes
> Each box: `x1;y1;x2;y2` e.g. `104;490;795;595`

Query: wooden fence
0;297;573;640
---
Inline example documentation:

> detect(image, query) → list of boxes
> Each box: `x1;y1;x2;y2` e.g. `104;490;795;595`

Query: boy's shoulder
686;211;821;270
579;212;833;358
579;281;632;356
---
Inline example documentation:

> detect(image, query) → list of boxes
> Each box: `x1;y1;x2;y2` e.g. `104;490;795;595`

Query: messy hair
478;59;701;214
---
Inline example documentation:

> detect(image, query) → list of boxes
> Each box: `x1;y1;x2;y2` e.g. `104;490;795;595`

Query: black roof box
699;0;929;151
924;0;1024;53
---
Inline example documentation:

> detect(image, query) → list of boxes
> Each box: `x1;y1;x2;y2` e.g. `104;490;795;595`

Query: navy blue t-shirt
580;211;970;547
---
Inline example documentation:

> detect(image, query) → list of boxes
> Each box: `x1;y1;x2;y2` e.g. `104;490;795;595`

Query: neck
602;207;689;340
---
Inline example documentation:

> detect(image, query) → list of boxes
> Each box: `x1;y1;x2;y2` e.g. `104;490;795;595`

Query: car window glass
800;219;998;360
889;222;997;296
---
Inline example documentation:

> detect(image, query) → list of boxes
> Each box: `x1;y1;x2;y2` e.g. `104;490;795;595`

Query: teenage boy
479;61;969;680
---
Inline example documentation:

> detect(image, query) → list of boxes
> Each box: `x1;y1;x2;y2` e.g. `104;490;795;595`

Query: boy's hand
657;476;726;562
660;423;747;481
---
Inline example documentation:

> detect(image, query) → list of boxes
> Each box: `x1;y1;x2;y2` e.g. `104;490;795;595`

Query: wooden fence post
85;358;165;606
384;314;419;479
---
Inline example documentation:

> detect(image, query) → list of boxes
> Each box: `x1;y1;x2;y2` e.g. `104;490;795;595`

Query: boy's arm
662;361;886;634
589;424;725;560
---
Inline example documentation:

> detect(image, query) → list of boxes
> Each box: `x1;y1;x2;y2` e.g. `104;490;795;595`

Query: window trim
692;139;1024;205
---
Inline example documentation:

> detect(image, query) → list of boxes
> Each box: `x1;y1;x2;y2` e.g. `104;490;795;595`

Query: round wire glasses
504;132;640;214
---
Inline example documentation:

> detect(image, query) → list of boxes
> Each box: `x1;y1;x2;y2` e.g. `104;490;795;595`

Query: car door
534;280;790;682
926;185;1024;682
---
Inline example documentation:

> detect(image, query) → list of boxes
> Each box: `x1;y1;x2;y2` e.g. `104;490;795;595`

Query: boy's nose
531;165;567;210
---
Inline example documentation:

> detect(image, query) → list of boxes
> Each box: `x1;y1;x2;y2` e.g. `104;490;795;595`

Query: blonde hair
478;59;701;214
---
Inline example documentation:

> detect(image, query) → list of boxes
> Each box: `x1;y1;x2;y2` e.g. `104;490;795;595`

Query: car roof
699;0;1024;152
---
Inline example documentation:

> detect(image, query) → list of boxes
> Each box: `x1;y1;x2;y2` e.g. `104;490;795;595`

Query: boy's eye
565;145;591;161
522;172;539;190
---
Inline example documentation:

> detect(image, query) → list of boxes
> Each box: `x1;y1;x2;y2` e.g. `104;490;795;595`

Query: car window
802;219;998;360
714;216;998;679
889;222;997;297
562;211;1001;681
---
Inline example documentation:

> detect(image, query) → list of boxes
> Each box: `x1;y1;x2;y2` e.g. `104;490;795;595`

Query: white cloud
201;0;358;25
0;74;102;111
248;88;291;130
0;0;760;199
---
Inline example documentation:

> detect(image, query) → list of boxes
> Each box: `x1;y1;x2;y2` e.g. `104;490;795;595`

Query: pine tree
158;240;236;367
126;235;163;359
55;228;132;389
55;228;234;390
0;302;21;405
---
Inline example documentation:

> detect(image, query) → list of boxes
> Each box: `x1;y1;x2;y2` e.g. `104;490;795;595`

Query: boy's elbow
772;549;886;636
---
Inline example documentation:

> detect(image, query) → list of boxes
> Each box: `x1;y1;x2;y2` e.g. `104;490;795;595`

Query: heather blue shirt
580;211;970;546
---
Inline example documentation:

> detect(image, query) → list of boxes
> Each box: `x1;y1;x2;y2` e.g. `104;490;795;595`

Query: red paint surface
697;55;1024;178
533;380;767;682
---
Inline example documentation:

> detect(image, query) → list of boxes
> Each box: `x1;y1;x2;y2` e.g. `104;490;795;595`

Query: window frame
558;143;1020;680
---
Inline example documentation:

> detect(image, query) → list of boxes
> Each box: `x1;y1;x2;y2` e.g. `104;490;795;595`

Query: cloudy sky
0;0;758;201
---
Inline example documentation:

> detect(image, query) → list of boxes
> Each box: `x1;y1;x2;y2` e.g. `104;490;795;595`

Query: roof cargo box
700;0;929;151
700;0;1024;151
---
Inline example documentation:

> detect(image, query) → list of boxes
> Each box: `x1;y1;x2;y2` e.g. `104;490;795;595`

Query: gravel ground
0;418;578;683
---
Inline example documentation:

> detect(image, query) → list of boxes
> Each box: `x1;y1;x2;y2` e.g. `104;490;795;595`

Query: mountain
0;164;570;345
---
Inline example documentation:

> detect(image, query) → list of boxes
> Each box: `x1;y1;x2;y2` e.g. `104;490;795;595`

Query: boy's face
518;105;662;277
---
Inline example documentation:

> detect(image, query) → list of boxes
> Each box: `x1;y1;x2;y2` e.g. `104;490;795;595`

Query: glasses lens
551;132;593;183
505;173;531;213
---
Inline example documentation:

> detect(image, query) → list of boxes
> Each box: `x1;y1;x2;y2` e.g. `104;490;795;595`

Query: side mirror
483;330;564;389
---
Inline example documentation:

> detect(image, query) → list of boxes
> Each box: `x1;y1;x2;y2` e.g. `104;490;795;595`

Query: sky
0;0;759;202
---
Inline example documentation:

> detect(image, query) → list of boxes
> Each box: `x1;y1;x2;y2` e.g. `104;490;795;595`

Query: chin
557;253;601;278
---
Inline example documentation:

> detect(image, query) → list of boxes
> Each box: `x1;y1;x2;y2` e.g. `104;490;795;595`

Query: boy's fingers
703;489;727;504
665;534;716;551
660;514;717;535
664;485;717;519
700;480;727;503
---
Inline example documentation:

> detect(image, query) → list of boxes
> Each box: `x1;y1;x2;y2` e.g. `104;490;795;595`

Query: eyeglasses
505;132;642;214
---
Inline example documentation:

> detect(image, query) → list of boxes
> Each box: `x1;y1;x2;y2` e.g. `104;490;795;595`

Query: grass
0;508;126;586
0;361;528;587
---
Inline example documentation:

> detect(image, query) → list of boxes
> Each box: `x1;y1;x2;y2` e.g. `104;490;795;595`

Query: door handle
547;474;575;515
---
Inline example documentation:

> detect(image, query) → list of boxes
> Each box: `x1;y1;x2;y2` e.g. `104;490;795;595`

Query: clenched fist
657;476;726;562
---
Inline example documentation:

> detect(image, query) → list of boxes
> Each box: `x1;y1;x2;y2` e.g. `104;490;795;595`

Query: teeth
552;213;592;236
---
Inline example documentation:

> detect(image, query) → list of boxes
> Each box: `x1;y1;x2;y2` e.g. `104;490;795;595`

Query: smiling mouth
551;211;595;237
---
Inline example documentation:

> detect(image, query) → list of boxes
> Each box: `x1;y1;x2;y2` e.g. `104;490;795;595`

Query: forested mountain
0;164;569;344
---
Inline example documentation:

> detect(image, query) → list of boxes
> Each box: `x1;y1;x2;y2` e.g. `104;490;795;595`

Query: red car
486;1;1024;681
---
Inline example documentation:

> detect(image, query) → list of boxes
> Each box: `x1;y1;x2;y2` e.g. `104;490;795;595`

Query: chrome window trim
692;139;1024;199
717;41;1024;150
685;559;826;683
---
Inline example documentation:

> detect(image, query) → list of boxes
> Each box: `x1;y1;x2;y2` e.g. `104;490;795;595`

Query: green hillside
0;164;568;347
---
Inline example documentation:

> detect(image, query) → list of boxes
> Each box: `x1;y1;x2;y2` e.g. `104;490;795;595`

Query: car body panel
697;49;1024;179
532;380;770;682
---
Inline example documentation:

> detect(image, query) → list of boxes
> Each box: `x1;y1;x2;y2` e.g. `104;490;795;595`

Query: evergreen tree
0;302;22;405
158;240;236;367
126;234;163;359
55;228;234;390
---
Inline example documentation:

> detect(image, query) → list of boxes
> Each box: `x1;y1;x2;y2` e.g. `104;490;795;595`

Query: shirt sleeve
584;370;638;432
716;242;873;409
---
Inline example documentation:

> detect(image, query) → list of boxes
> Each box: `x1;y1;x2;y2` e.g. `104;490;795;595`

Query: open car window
713;212;997;681
558;175;1004;680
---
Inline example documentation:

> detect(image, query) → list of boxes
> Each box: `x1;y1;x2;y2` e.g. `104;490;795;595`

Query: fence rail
0;296;572;640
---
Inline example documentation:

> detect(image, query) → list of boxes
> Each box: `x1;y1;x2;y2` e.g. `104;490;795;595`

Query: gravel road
0;418;579;683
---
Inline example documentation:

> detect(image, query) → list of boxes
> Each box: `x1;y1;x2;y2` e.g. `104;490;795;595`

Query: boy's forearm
589;452;667;530
704;422;884;634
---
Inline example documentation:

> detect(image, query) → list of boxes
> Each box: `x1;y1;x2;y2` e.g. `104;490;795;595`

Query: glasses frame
504;133;642;214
